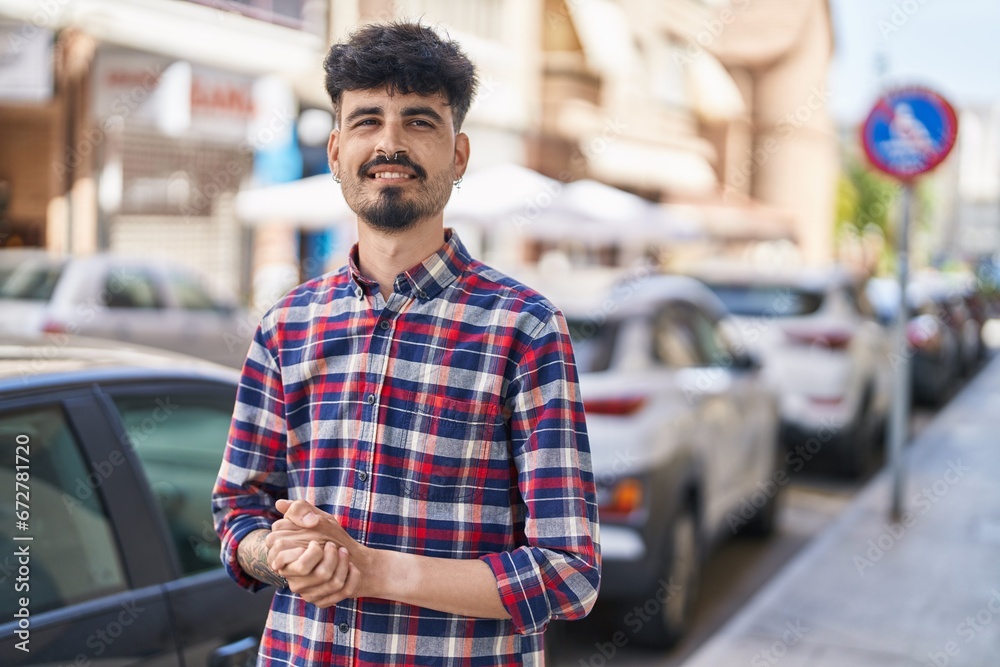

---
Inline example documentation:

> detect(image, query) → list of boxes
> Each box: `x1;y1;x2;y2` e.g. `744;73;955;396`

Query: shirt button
379;320;390;330
339;622;350;633
358;471;368;482
366;394;375;404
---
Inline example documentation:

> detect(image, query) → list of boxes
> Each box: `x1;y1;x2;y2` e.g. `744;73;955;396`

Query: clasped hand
266;499;369;608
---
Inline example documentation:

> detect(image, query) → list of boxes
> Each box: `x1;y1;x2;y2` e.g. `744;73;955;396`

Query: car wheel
628;505;700;649
837;389;877;478
739;452;783;537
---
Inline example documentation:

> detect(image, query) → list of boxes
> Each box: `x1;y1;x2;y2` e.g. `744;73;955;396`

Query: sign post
860;86;958;520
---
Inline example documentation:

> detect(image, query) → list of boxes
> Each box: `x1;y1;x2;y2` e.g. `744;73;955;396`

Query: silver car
527;268;782;648
0;251;254;368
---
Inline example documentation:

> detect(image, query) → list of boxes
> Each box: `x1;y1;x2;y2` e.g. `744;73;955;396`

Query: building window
650;37;689;109
398;0;504;42
185;0;319;30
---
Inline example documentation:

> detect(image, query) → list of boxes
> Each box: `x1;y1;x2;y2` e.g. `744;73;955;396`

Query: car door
651;304;739;532
98;380;274;667
161;268;252;368
79;265;180;354
686;306;775;508
0;391;180;666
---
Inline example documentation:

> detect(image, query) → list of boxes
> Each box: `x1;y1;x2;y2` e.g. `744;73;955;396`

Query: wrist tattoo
240;531;288;589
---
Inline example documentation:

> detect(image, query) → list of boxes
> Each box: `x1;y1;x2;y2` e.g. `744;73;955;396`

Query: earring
453;176;463;190
333;172;341;184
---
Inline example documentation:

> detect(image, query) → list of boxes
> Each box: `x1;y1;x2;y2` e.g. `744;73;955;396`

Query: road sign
860;86;960;521
861;86;958;181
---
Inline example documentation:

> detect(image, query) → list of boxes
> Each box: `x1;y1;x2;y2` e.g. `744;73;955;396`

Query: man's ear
327;128;341;177
454;132;470;180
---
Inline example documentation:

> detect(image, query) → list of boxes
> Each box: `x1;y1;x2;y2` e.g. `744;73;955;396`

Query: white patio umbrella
235;173;355;229
538;179;703;242
444;163;563;223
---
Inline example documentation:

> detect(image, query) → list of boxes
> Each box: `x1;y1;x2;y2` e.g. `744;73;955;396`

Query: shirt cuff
480;550;552;635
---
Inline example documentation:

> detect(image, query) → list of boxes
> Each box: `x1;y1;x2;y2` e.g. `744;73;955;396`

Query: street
550;401;945;667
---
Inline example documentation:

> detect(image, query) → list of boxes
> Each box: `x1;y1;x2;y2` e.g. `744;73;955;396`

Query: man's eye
355;119;378;127
411;120;433;127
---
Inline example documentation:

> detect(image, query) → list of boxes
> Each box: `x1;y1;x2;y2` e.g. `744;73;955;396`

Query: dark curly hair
323;22;478;132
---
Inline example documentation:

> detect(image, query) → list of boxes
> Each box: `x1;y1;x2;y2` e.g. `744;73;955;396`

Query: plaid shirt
213;229;600;667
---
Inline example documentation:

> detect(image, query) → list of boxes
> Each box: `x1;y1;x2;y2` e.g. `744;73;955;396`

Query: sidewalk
681;355;1000;667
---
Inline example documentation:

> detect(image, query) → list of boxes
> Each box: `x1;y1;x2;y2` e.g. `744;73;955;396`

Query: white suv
693;265;892;477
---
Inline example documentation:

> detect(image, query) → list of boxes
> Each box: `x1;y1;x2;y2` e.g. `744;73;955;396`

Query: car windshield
566;318;619;373
704;284;824;317
0;259;65;301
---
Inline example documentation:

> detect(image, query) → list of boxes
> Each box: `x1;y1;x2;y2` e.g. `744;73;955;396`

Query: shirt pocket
399;393;500;502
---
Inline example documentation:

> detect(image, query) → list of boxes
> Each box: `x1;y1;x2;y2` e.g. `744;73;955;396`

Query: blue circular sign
861;86;958;180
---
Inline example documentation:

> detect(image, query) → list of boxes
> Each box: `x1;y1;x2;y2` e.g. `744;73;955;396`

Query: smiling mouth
370;172;415;180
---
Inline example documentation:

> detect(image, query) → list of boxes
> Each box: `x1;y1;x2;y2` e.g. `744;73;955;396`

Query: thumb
276;499;321;527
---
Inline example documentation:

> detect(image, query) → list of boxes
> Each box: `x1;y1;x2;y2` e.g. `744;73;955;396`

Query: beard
341;155;453;235
357;186;422;233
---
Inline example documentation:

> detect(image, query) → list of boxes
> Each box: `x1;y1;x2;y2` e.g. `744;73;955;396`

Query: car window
704;284;824;317
653;307;706;368
103;268;163;309
110;388;236;575
0;405;127;617
850;285;876;318
566;318;619;373
681;304;731;366
0;259;65;301
167;270;222;311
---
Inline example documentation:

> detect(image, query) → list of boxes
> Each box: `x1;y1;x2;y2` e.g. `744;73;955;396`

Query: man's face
328;87;470;234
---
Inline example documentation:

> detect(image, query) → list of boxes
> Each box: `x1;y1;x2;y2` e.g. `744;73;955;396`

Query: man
212;22;600;667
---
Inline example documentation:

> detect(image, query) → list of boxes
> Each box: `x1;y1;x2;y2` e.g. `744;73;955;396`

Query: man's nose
374;123;408;160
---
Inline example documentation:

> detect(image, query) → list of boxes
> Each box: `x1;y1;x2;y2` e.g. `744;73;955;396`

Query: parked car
0;335;270;666
526;268;782;648
0;248;49;289
866;277;966;406
692;265;892;477
0;251;253;368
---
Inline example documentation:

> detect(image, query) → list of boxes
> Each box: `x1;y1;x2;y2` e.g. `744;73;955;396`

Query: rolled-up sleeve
480;310;601;635
212;317;289;592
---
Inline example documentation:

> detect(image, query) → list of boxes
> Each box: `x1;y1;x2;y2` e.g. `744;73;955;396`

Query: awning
686;52;747;124
565;0;638;77
584;138;718;197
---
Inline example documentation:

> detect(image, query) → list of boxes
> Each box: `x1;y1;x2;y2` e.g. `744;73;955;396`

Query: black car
0;335;272;666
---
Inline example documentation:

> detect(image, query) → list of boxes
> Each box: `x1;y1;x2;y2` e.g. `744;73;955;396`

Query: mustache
359;154;427;180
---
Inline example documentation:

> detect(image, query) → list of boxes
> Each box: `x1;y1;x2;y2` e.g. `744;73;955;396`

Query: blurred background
0;0;998;309
2;1;1000;666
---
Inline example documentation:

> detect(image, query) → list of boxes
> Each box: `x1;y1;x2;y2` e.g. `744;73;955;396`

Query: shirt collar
347;228;470;301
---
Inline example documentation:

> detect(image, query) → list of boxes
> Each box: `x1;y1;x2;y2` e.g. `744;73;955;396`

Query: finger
278;499;322;528
277;541;327;578
269;546;306;573
329;546;350;591
294;543;344;597
269;523;346;549
266;533;307;555
309;561;361;609
267;530;319;552
270;518;298;533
